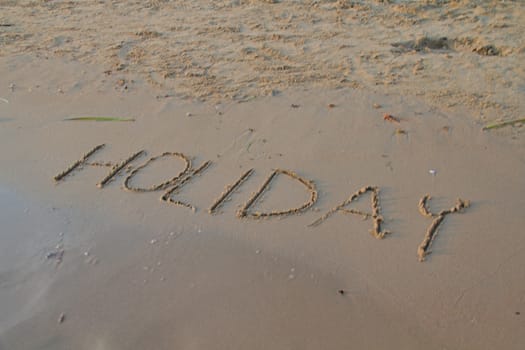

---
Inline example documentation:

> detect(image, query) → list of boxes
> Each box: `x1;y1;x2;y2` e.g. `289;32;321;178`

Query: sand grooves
53;145;475;263
99;150;145;188
236;169;318;219
53;144;147;189
53;144;106;182
417;194;470;262
124;152;191;192
209;168;255;214
160;160;212;211
309;186;390;240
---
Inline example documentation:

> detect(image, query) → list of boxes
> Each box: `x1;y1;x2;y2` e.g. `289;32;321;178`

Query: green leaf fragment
483;118;525;130
64;116;135;122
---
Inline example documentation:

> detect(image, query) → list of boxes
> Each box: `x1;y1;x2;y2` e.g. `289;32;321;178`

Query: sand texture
1;1;524;350
1;0;524;125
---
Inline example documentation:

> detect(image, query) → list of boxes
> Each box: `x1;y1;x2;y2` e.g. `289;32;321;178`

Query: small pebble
58;313;66;324
186;112;192;117
150;239;158;245
338;290;346;295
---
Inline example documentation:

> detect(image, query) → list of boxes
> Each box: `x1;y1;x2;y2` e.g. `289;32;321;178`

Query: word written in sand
54;144;470;261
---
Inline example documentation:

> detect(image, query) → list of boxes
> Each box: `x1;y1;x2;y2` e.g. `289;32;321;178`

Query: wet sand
1;1;525;349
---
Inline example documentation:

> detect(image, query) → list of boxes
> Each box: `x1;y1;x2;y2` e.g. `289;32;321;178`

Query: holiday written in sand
54;143;470;262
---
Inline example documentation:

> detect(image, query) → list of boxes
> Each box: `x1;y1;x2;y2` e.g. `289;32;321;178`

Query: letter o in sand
124;152;191;192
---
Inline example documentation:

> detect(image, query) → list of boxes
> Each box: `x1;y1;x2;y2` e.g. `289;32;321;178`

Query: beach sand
1;1;524;349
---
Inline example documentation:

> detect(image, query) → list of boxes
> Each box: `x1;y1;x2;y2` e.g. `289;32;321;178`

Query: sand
1;1;524;349
2;0;524;121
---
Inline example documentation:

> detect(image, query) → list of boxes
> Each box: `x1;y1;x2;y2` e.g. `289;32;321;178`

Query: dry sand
1;1;525;349
1;0;524;123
